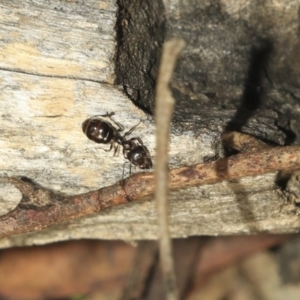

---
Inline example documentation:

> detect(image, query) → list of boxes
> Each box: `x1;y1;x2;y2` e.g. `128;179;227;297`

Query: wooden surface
0;0;299;248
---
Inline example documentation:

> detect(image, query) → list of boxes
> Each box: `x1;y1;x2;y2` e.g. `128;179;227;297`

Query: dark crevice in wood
115;0;165;113
225;39;273;132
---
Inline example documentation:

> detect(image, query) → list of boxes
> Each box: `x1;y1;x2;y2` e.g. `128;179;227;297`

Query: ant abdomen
82;118;115;144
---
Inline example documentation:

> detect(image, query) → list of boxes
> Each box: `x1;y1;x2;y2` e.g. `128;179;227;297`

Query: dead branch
1;133;300;239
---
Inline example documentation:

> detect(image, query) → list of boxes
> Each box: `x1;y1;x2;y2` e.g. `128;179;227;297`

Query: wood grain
0;0;299;248
0;0;116;82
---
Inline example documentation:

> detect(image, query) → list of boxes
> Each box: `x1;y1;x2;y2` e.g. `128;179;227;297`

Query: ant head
128;145;152;169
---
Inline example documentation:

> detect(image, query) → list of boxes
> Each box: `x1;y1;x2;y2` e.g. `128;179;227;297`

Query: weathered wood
0;0;299;248
0;0;116;82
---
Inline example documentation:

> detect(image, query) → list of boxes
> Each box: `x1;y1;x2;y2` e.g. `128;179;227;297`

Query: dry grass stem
155;38;186;300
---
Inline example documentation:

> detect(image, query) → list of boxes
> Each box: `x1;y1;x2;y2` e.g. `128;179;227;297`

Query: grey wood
0;0;299;248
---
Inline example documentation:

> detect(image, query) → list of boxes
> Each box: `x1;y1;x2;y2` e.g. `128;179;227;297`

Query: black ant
82;112;152;169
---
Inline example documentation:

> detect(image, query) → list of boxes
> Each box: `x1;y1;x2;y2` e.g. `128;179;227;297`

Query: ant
82;112;152;169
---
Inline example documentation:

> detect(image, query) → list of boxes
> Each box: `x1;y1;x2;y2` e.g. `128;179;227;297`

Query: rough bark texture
0;0;300;248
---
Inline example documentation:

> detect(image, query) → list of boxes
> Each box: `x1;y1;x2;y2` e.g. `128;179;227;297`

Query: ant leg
123;146;128;159
123;121;141;138
114;144;120;156
107;114;124;132
101;112;115;117
93;112;124;132
128;137;144;145
104;141;113;152
93;112;115;118
121;161;131;178
122;162;126;188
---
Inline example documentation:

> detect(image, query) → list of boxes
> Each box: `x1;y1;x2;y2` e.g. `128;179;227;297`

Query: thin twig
155;38;186;300
1;133;300;239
